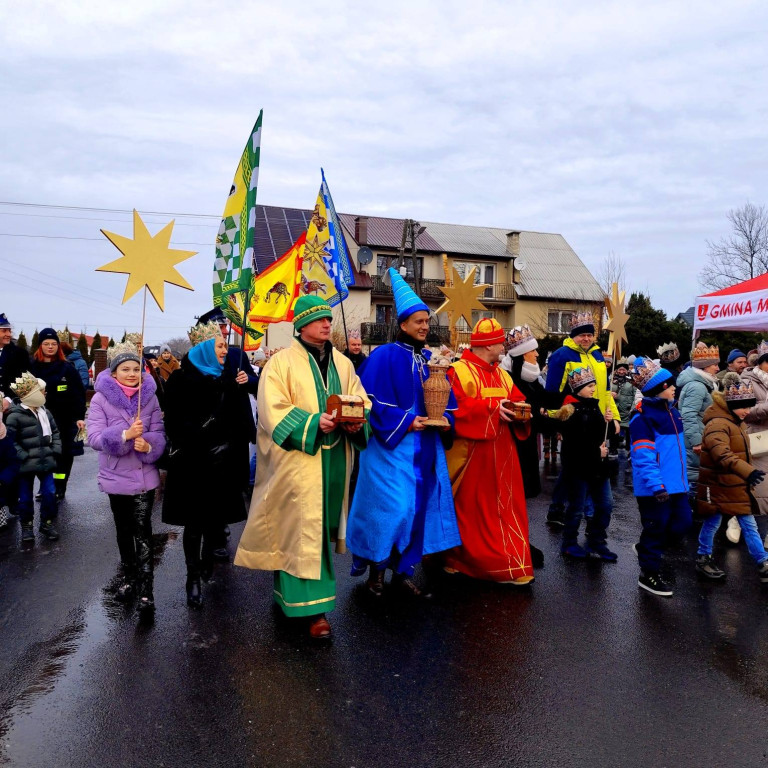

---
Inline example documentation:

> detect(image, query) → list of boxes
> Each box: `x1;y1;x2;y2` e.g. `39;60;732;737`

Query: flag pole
339;293;349;351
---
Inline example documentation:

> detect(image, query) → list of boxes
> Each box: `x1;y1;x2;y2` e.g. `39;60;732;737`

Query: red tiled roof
70;332;110;349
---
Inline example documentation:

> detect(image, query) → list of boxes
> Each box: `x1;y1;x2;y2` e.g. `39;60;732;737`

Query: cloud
2;0;768;341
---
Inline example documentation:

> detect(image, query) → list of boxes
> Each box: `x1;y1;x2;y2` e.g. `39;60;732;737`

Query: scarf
21;404;52;438
187;338;224;378
693;367;718;387
521;361;541;382
115;380;140;399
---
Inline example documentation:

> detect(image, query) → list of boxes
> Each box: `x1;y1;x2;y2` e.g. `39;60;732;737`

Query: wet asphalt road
1;447;768;768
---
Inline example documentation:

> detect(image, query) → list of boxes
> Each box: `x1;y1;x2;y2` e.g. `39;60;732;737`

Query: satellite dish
515;258;527;271
357;246;373;267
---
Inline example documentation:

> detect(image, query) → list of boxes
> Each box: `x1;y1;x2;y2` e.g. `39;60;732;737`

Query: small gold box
326;394;366;423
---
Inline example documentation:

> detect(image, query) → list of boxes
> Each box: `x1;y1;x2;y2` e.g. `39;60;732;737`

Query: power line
0;232;214;246
0;200;220;219
0;211;217;228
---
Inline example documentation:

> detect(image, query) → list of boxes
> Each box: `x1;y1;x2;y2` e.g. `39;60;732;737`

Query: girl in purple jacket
87;342;165;616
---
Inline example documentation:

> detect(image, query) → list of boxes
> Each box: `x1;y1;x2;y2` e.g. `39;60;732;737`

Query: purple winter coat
87;370;166;496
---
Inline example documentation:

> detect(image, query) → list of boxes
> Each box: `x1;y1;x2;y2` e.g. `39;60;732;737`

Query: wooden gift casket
326;394;366;423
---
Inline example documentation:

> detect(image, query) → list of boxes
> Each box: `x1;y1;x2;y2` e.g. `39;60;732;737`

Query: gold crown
188;320;222;346
568;366;596;390
508;324;533;347
656;342;680;363
10;372;43;399
692;343;719;363
125;332;143;348
631;358;663;390
758;340;768;360
107;341;140;365
723;376;755;402
570;311;595;331
57;329;71;344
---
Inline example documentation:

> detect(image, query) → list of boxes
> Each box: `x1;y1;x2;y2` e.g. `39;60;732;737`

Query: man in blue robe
346;269;460;598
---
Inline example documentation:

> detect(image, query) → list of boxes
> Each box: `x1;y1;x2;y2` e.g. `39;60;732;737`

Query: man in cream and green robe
234;296;370;637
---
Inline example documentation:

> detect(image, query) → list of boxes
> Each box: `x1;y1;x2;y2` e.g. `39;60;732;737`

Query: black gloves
654;489;670;504
747;470;766;489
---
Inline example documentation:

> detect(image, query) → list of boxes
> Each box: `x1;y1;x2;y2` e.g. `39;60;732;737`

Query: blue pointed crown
389;267;429;322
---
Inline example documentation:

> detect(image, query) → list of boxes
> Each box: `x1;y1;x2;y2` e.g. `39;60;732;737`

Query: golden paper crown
107;341;140;366
692;343;719;364
10;372;43;399
509;324;533;346
188;320;222;346
569;311;595;331
757;340;768;360
656;342;680;363
125;332;143;348
57;329;71;344
631;358;663;390
723;374;755;402
567;366;596;391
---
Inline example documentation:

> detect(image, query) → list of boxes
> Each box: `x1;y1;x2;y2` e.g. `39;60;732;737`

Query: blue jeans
562;472;612;548
636;493;692;573
698;514;768;564
17;472;57;525
550;469;594;517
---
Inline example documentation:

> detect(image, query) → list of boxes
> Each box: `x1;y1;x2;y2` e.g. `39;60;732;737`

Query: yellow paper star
98;210;196;311
603;282;629;359
436;266;490;328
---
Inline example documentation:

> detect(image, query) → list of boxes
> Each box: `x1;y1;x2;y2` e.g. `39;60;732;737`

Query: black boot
186;575;203;609
116;564;137;602
366;566;386;597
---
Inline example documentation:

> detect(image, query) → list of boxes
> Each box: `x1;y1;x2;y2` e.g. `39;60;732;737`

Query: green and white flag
213;111;262;307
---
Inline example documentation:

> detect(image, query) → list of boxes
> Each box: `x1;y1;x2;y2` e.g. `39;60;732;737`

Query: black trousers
108;491;155;597
183;521;224;577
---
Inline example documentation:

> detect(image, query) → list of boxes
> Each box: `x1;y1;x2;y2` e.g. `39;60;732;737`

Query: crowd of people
1;278;767;636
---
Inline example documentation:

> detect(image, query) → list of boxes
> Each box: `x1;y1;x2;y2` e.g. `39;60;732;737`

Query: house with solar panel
253;205;604;348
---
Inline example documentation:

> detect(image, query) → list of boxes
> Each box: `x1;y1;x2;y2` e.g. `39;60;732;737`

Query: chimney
506;231;520;258
355;216;369;245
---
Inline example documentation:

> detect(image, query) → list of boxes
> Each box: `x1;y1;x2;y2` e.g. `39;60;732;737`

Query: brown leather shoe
308;614;332;639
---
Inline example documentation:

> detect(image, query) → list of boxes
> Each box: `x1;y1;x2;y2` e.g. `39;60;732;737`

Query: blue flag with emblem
320;168;355;299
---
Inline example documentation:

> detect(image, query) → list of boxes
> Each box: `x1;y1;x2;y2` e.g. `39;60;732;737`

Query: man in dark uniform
0;313;31;415
0;313;31;515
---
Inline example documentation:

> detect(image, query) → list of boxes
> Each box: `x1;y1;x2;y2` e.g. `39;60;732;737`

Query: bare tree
163;336;191;357
700;202;768;290
595;251;629;296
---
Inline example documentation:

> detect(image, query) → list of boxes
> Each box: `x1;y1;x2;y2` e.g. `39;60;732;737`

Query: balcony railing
361;322;451;345
370;274;515;304
370;274;447;299
361;323;513;348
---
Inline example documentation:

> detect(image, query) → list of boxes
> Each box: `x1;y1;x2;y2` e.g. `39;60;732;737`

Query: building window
548;310;573;334
375;304;393;325
454;261;495;285
377;255;423;279
456;310;495;332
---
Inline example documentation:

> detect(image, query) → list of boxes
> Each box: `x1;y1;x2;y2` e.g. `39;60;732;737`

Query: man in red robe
444;318;534;585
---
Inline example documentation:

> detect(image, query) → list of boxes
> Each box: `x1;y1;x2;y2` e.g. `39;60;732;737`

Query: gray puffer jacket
5;404;62;474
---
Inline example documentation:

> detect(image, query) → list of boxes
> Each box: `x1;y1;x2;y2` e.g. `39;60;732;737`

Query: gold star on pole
436;266;490;329
97;210;196;311
604;282;629;359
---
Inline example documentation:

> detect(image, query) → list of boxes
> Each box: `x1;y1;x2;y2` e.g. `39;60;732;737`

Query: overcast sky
2;0;767;343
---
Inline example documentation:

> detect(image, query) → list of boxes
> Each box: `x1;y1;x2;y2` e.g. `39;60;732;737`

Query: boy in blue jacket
629;358;691;597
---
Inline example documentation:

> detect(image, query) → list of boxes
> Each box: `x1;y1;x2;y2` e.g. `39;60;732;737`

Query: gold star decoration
303;234;328;273
603;282;629;359
98;210;196;311
436;266;490;329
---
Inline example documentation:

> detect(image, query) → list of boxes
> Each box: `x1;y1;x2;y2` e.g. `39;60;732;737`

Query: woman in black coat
30;328;86;500
161;325;251;608
502;327;550;500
